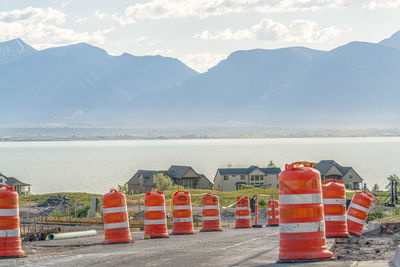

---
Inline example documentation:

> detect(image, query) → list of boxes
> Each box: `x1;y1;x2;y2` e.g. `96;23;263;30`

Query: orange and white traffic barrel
278;162;333;262
347;191;373;237
0;185;24;257
172;191;194;235
144;191;168;238
235;196;251;228
103;189;132;243
266;197;279;227
200;193;222;232
322;179;349;237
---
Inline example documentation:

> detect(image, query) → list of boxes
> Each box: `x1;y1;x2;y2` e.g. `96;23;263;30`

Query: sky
0;0;400;73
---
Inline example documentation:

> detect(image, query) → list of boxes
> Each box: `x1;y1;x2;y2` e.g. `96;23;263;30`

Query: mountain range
1;31;400;127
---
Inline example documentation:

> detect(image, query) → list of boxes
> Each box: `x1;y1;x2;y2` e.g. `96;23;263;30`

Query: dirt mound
334;235;400;261
36;194;70;208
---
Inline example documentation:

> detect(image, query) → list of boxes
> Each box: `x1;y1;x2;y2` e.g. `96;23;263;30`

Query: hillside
2;31;400;127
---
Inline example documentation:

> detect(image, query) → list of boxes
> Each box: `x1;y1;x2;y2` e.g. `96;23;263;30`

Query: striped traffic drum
235;196;251;228
200;193;222;232
322;179;349;237
347;191;372;237
266;198;279;227
172;191;194;235
144;191;168;238
278;161;333;261
103;189;132;243
0;185;24;257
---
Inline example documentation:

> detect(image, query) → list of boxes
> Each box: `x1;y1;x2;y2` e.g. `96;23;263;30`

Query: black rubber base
171;232;194;235
103;240;134;245
266;224;279;227
0;255;26;259
145;236;169;239
252;225;264;228
276;257;335;264
234;227;252;229
200;229;223;232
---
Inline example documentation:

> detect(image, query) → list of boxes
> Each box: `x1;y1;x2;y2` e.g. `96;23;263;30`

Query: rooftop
218;166;281;175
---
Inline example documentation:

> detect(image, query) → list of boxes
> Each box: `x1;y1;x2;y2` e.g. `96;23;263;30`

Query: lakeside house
214;166;281;191
314;160;364;190
0;173;31;194
127;165;213;194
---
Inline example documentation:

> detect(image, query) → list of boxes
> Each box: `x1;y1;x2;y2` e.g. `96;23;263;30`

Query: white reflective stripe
349;203;369;213
202;216;220;221
0;229;19;237
0;208;18;216
203;205;219;210
145;219;167;225
280;194;322;205
104;221;129;229
236;216;251;219
280;221;325;233
323;198;346;205
236;206;249;210
145;206;165;212
172;217;193;223
103;206;127;214
268;216;280;219
325;215;346;221
347;215;365;225
267;208;279;211
173;205;191;210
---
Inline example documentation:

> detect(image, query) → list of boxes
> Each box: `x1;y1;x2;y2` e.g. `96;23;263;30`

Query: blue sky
1;0;400;72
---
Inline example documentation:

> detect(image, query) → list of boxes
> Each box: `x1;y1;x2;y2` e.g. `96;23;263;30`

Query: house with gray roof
214;166;281;191
0;173;31;194
314;160;363;190
127;165;213;194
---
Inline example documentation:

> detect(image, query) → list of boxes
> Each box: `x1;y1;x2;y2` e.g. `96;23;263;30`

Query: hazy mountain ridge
1;31;400;127
0;40;198;124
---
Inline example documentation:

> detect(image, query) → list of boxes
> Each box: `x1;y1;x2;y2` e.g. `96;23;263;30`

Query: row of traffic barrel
0;161;377;263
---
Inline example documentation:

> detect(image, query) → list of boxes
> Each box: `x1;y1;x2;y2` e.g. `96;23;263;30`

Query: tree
154;173;173;190
386;174;400;189
117;183;128;194
372;183;380;191
267;160;277;168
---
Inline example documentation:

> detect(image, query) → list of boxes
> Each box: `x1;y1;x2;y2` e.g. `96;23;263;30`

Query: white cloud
0;7;114;49
0;6;66;25
363;0;400;10
76;17;89;23
195;19;341;44
180;52;228;73
194;28;253;40
61;0;72;8
94;10;106;20
115;0;349;25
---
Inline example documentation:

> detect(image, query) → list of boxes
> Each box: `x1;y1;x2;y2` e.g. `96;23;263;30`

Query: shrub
366;205;386;222
240;184;255;190
117;183;128;194
258;199;268;208
77;205;91;218
393;207;400;216
154;173;174;190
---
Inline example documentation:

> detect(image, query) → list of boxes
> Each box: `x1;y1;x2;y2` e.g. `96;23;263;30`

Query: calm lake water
0;137;399;194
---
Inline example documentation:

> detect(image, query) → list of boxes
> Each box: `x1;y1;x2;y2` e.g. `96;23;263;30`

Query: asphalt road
0;227;390;267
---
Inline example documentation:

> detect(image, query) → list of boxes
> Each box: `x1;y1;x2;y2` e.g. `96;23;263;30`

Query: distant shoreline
1;126;400;142
2;134;400;142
